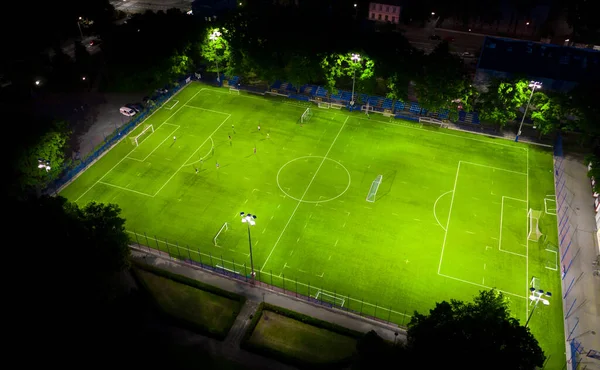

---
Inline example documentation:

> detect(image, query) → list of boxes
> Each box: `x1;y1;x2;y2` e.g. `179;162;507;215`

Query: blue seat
382;98;393;109
409;102;421;114
458;111;467;122
271;81;282;90
472;112;480;124
394;101;405;111
315;86;328;97
438;109;449;119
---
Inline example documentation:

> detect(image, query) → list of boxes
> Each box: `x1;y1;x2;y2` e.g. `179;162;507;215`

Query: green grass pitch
60;83;565;366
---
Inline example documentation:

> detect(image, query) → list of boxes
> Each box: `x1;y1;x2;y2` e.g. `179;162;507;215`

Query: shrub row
241;303;363;369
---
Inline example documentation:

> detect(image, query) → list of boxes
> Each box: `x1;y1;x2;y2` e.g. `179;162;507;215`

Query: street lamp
209;29;222;83
515;81;541;142
35;80;41;86
38;159;51;172
77;16;84;39
240;212;257;279
350;53;361;106
525;287;551;327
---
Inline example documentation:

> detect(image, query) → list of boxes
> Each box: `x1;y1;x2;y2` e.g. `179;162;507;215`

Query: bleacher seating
358;93;369;104
270;81;282;90
393;101;405;112
299;85;317;95
471;112;480;124
382;98;393;110
315;86;328;97
438;109;450;120
228;76;240;86
409;102;421;115
340;91;353;102
458;111;467;122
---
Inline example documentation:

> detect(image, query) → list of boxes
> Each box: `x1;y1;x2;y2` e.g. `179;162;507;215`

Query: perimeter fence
128;230;412;329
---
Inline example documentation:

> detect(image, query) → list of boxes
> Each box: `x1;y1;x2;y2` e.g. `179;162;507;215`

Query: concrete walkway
131;247;406;344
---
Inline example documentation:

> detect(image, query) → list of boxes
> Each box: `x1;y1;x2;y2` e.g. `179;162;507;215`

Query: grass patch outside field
132;264;244;339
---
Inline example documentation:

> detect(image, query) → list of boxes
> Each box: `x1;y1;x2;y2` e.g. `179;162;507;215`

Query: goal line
213;222;228;246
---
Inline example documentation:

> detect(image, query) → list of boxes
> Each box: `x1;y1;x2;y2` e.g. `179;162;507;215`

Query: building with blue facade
475;37;600;92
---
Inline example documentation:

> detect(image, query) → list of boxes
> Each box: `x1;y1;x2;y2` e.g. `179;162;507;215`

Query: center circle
276;156;351;203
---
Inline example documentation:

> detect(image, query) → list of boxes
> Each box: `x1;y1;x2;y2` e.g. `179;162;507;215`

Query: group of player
192;123;269;174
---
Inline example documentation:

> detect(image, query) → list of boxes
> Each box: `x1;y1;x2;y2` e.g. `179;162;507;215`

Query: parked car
125;103;143;112
429;34;441;40
155;87;168;94
88;39;102;47
119;106;136;116
461;51;475;58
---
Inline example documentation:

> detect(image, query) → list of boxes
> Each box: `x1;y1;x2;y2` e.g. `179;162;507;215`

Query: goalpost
213;222;229;246
419;117;445;128
528;209;543;241
366;175;383;202
318;102;330;109
229;88;240;95
301;107;313;123
130;124;154;146
314;290;345;307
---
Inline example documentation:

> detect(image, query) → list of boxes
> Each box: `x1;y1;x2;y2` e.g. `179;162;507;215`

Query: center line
260;116;349;271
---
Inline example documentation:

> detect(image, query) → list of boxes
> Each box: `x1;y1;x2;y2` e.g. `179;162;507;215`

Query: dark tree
407;290;545;370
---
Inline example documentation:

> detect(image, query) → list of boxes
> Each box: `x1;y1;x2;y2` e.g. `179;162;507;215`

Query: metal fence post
134;231;141;247
165;239;171;259
360;298;364;315
270;270;273;286
388;306;392;322
347;294;350;311
154;236;160;252
244;263;248;282
209;252;213;267
232;258;236;273
176;242;182;259
283;274;285;293
308;282;311;300
185;244;192;261
295;278;298;297
334;290;337;307
375;302;378;318
197;248;202;266
144;232;150;249
220;255;225;272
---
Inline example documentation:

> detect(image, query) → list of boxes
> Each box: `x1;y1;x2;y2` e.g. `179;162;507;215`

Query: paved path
224;300;260;347
132;247;406;344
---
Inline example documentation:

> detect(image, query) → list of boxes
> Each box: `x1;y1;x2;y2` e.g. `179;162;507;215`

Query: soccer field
61;82;564;363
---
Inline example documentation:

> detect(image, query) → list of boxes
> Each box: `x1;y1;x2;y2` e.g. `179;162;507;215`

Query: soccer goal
229;88;240;95
528;209;543;241
213;222;229;246
314;290;345;307
366;175;383;202
130;124;154;146
318;102;330;109
301;107;313;123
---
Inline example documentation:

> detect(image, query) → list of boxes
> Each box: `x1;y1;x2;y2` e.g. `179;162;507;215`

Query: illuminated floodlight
240;212;257;278
38;159;51;172
35;80;40;86
351;53;361;62
240;211;257;225
82;76;86;81
209;29;222;40
431;12;435;15
515;81;542;142
354;3;357;7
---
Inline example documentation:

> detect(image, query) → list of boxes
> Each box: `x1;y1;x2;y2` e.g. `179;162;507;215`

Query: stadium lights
35;80;41;86
525;287;551;327
82;76;86;81
77;16;84;39
515;81;542;142
38;159;51;172
350;53;361;106
241;212;257;279
354;3;357;7
210;29;222;83
431;12;435;15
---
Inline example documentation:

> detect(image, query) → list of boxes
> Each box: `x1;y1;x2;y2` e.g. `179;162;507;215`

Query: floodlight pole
241;212;256;279
350;53;361;106
525;298;540;328
525;287;551;328
516;81;541;142
77;17;84;40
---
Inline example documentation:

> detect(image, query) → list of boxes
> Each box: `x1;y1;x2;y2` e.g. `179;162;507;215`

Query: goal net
229;88;240;95
130;124;154;146
213;222;229;246
528;209;543;241
314;290;345;307
366;175;383;202
301;107;313;123
318;102;330;109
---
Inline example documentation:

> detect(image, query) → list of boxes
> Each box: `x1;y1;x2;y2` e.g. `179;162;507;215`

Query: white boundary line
97;181;153;197
460;161;527;175
260;116;349;272
74;86;205;202
183;104;231;116
433;190;453;231
153;114;232;197
525;149;530;320
355;116;528;151
184;137;215;167
438;273;527;299
499;196;528;258
438;162;460;274
544;197;557;215
126;125;180;162
164;99;179;110
544;248;558;271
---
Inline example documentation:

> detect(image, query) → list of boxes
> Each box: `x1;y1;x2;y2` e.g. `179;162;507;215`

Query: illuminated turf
61;83;564;364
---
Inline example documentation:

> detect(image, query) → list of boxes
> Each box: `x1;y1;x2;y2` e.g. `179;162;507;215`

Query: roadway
110;0;193;14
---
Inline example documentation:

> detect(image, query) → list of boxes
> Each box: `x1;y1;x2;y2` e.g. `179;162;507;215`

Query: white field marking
290;250;294;256
284;262;289;269
334;239;339;246
439;273;527;299
483;278;485;284
438;162;460;274
97;181;153;197
126;123;180;162
486;246;492;250
252;189;259;193
504;196;527;203
433;190;453;231
270;215;274;220
244;177;250;180
153;114;232;197
183;137;215;166
329;255;332;261
484;264;486;270
266;191;272;195
460;161;527;175
491;237;498;240
164;99;179;110
74;86;205;202
545;248;558;271
466;231;475;234
296;238;300;243
414;218;421;221
317;272;324;278
525;149;530;320
183;104;231;116
262;227;267;234
392;213;399;216
355;116;528;150
299;269;307;273
244;199;248;204
260;116;349;272
498;196;527;258
277;204;281;209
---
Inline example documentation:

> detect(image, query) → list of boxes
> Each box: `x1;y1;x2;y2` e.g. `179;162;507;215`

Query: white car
120;107;137;116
